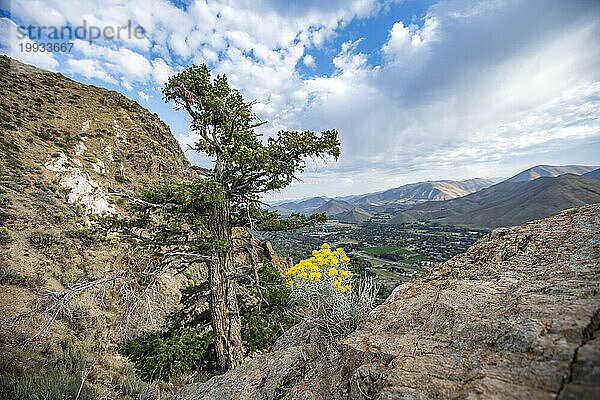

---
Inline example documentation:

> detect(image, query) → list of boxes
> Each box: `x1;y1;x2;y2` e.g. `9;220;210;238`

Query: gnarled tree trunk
208;197;244;372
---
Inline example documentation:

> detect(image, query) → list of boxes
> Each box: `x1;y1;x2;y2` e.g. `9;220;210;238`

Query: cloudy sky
1;0;599;201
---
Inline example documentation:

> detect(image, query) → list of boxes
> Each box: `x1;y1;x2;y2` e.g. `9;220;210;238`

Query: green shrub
119;328;219;382
64;204;85;220
0;263;16;282
23;164;42;174
119;371;152;398
58;300;90;331
0;337;94;400
0;175;30;192
0;263;45;289
0;369;95;400
241;261;298;351
28;230;62;248
120;260;296;382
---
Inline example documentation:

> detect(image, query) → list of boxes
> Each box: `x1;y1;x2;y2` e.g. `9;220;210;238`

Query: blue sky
1;0;599;201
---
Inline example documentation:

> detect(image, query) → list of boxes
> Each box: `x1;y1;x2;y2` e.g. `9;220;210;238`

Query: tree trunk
208;197;244;373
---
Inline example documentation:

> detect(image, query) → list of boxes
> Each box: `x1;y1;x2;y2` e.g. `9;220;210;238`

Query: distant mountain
271;178;495;216
506;165;598;182
273;196;330;215
337;207;373;224
314;199;355;217
405;174;600;229
350;178;494;208
388;211;418;224
583;168;600;180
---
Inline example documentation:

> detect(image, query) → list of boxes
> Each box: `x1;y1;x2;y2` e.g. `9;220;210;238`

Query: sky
1;0;599;201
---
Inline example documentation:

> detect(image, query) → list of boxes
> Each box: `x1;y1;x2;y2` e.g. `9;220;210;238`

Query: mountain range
273;178;495;217
583;168;600;180
272;164;600;228
506;164;598;182
405;173;600;229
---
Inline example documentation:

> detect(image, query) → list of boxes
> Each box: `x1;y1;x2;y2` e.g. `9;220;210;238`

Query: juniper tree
105;64;340;373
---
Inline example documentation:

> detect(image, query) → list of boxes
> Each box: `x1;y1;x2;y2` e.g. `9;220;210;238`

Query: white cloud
137;90;149;101
0;18;59;70
382;16;439;58
151;57;175;85
67;58;117;83
2;0;599;200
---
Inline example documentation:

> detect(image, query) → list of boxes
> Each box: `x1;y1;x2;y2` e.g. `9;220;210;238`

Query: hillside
273;196;329;215
405;174;600;229
506;164;598;182
175;204;600;399
336;207;373;224
387;210;418;224
0;55;197;394
584;168;600;180
0;56;291;397
313;198;355;216
352;177;494;208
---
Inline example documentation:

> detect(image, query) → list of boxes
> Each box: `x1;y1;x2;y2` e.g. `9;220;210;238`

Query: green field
398;255;435;264
361;245;411;256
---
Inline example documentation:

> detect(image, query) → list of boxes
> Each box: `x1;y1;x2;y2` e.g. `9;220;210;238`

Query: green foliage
0;263;45;289
28;230;62;248
110;63;340;374
241;261;298;351
0;174;30;192
119;370;151;398
119;327;219;382
163;63;339;201
0;336;95;400
0;262;15;281
65;229;99;243
0;226;14;244
361;245;410;257
120;260;297;382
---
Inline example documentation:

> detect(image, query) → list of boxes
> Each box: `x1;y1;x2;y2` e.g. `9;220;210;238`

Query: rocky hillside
175;203;600;399
0;55;200;395
0;56;291;397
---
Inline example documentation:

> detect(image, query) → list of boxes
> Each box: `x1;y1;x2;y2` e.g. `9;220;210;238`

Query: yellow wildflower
309;272;322;281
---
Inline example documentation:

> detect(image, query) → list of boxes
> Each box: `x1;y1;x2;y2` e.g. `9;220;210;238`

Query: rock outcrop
175;204;600;399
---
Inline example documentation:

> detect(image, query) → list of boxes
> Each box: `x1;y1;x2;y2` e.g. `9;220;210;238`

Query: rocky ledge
175;204;600;400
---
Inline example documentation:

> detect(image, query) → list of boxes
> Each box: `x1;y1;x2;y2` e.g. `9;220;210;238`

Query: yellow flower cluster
106;233;120;244
286;243;353;292
62;266;84;286
0;226;14;240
